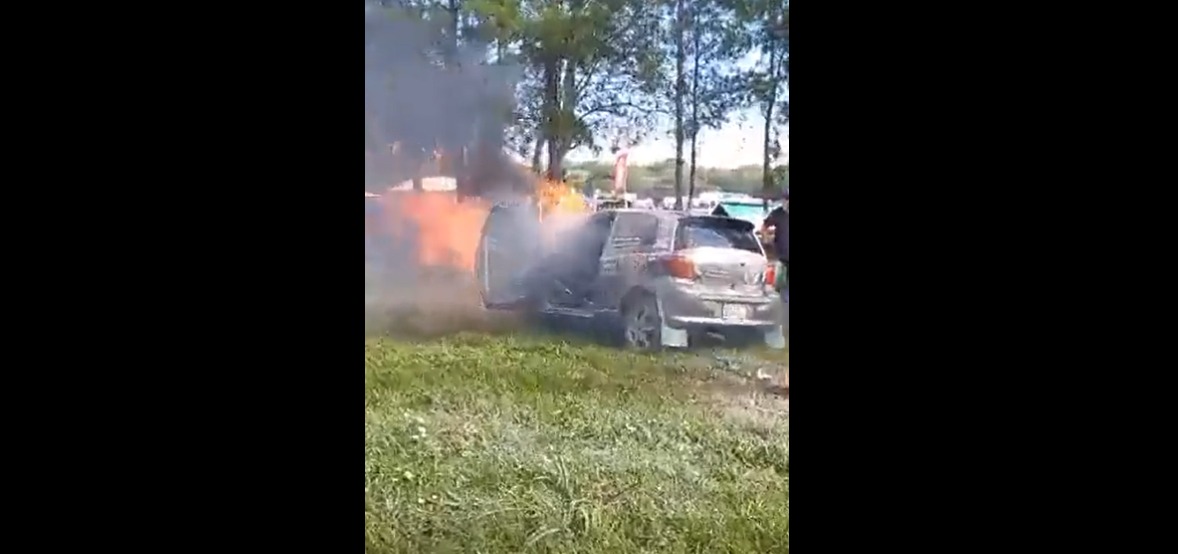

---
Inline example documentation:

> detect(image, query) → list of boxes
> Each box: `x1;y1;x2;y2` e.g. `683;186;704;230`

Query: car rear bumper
666;315;780;328
658;284;784;329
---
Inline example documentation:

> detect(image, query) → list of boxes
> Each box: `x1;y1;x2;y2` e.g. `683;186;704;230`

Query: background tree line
565;159;787;198
365;0;788;205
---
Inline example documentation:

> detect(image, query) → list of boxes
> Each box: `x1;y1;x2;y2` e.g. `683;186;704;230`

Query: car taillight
764;263;776;287
664;255;696;279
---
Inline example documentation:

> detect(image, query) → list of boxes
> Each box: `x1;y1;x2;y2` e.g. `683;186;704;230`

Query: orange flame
537;178;588;217
535;178;590;248
376;191;490;271
370;171;589;274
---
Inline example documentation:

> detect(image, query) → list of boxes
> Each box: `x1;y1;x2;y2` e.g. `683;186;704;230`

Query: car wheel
621;292;662;351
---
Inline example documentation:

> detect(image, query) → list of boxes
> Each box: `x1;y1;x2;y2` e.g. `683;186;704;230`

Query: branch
574;56;604;96
573;7;645;95
599;6;644;52
581;101;667;118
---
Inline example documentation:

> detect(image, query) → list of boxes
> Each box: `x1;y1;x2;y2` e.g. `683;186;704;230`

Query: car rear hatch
671;216;773;297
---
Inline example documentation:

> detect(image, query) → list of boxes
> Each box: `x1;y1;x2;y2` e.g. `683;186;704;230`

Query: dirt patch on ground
712;370;788;427
679;352;788;427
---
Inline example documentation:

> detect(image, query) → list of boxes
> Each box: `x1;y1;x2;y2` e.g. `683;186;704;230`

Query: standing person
762;189;789;302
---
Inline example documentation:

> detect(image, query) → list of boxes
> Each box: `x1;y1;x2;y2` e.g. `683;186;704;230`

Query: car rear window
675;217;762;254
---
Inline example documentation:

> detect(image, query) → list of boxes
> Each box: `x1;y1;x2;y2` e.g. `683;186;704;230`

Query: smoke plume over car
364;1;524;335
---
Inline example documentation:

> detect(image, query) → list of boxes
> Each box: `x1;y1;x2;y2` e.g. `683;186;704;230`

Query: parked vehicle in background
593;191;638;211
710;198;783;249
595;196;632;210
476;207;785;350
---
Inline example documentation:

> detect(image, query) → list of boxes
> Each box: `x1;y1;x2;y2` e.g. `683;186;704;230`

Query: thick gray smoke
364;1;521;186
364;2;525;336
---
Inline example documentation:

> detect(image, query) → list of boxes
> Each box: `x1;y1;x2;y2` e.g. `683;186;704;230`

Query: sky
565;108;788;169
564;50;787;170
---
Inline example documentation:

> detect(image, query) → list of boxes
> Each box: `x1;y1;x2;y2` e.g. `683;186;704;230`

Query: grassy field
364;331;788;553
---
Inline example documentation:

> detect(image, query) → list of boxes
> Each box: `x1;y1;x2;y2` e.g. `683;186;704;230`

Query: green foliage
568;160;777;196
366;0;788;188
467;0;665;177
772;163;788;191
731;0;788;193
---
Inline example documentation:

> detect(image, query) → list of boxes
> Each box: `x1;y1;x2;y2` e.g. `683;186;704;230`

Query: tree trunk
673;0;686;210
531;126;544;173
687;20;701;203
412;147;424;191
543;56;561;180
447;0;460;63
554;59;578;181
761;46;779;211
438;0;462;197
761;109;774;209
545;138;562;182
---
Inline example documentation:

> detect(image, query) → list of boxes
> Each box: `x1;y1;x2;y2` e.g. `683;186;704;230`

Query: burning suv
476;204;785;350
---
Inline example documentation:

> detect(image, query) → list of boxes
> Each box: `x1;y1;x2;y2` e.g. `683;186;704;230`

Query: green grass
365;332;788;553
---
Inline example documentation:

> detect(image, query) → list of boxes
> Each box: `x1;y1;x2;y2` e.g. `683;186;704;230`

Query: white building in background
657;196;719;211
632;197;656;210
385;147;530;193
387;176;458;192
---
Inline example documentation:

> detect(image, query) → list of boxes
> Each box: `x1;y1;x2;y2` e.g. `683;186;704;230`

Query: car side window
608;213;659;254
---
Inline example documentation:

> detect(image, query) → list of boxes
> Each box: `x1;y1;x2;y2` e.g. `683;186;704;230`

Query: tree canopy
364;0;788;194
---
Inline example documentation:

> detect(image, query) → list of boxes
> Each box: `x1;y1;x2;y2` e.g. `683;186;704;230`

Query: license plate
721;303;751;320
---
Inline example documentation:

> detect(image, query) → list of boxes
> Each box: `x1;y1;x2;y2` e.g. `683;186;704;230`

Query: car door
594;212;660;309
475;201;541;309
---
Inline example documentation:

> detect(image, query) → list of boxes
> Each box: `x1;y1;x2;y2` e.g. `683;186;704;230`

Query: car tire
620;291;663;351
